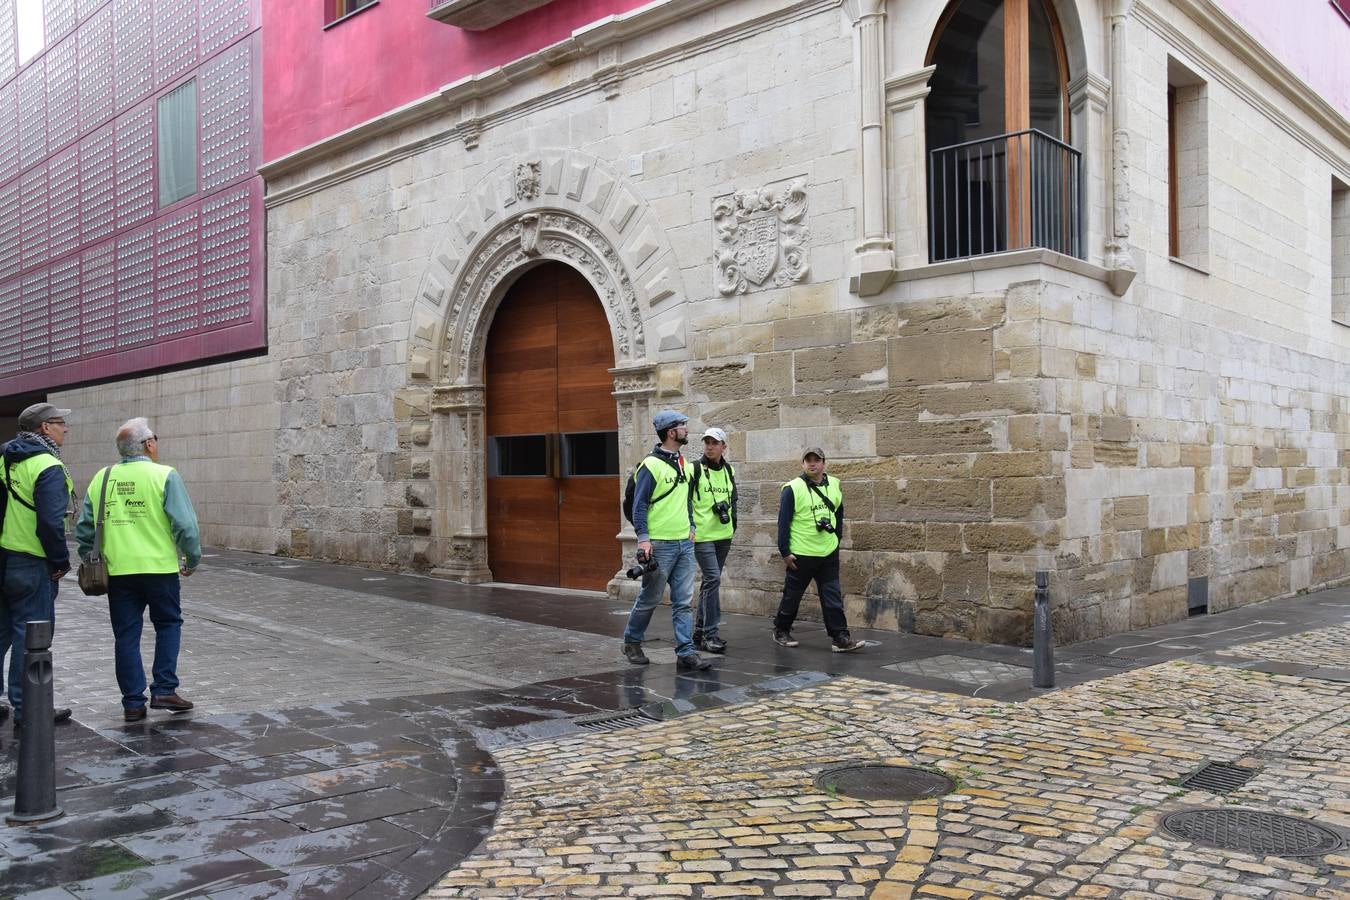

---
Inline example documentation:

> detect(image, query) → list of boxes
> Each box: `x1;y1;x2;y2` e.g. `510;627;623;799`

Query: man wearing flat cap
772;446;862;652
0;403;75;727
621;409;711;671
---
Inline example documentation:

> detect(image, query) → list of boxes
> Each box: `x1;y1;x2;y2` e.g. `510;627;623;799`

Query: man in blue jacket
0;403;75;727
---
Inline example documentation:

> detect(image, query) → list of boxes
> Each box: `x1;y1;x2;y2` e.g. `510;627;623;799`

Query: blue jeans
0;552;58;719
694;539;730;639
108;574;182;710
623;539;696;656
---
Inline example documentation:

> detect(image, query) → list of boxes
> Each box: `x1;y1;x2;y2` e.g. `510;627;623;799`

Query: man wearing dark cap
0;403;75;727
772;447;863;652
621;409;711;671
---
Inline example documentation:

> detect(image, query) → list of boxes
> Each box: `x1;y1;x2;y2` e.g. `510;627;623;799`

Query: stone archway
405;150;686;582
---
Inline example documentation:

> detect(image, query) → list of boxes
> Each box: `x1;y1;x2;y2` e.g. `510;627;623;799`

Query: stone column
848;0;896;296
1069;72;1111;268
430;383;492;583
1104;0;1137;295
884;66;935;271
610;362;658;597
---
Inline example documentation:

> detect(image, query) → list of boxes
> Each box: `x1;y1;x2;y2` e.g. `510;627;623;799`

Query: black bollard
1032;571;1054;689
7;620;64;825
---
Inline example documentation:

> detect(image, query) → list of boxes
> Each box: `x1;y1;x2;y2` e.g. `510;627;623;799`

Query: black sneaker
622;642;649;666
0;704;9;723
773;629;798;647
700;636;727;654
676;653;712;671
692;631;704;648
831;632;864;653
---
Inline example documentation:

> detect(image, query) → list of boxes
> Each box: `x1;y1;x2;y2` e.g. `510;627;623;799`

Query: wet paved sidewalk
1;547;1348;897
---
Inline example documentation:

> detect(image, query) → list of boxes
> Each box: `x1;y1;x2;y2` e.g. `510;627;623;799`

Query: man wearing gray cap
772;446;862;652
0;403;76;727
621;409;711;671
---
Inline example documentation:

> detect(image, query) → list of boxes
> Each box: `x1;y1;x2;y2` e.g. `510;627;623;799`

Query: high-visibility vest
0;453;72;558
692;462;735;543
91;461;180;575
784;475;842;557
640;455;691;541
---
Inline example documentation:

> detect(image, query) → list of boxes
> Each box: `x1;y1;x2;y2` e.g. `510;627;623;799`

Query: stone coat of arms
713;178;809;295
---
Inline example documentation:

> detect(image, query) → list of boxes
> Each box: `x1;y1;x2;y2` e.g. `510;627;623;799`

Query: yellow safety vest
784;475;842;557
90;461;180;575
640;455;691;541
692;462;735;542
1;453;72;558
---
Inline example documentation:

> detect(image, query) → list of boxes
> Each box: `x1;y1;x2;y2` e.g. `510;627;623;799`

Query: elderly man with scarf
0;403;75;728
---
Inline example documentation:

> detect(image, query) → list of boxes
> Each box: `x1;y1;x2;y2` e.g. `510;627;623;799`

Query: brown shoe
149;693;194;713
124;707;147;722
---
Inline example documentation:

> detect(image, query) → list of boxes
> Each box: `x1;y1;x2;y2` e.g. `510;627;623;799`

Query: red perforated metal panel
155;0;199;86
48;145;80;261
19;164;48;272
79;5;116;133
17;60;46;171
49;255;81;362
0;4;15;87
200;0;254;60
114;0;154;109
201;184;252;327
80;241;116;356
20;270;49;368
0;280;20;371
0;81;17;190
79;123;116;246
46;0;79;46
115;225;155;348
0;180;18;283
201;35;256;193
47;35;80;154
114;103;154;231
155;206;200;337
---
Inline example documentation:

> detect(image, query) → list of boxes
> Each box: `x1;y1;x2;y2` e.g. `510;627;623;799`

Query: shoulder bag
78;468;112;596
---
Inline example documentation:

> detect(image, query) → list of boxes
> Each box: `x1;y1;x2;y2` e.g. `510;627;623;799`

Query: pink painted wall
264;0;652;162
1216;0;1350;120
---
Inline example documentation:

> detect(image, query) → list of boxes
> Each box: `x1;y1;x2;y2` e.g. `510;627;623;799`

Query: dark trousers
108;574;182;710
773;552;849;638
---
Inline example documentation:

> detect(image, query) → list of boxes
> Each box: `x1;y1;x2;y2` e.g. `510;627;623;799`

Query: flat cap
18;402;71;431
652;409;688;431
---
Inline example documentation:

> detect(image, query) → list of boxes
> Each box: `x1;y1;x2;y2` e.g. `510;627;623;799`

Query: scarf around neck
15;430;63;461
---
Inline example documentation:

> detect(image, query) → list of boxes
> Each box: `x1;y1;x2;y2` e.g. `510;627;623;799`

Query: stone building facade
49;0;1350;644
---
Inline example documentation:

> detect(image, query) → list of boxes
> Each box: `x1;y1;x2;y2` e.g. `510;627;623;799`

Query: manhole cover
814;764;954;801
1161;808;1346;857
1180;762;1260;794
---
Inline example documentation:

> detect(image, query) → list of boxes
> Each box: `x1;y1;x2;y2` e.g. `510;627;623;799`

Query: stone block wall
50;356;280;553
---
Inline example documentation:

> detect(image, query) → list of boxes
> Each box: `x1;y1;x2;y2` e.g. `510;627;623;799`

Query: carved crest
713;178;809;295
514;161;541;202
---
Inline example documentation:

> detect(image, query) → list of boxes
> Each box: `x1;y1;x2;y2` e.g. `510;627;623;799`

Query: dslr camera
815;517;836;534
712;500;731;525
625;549;660;580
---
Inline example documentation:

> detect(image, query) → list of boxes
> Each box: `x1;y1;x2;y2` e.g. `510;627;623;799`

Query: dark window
562;432;619;477
489;435;549;477
158;80;198;208
326;0;378;26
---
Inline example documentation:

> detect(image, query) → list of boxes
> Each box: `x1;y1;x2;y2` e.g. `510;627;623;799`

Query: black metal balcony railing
928;129;1083;263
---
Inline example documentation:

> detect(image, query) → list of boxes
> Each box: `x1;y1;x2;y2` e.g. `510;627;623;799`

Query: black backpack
622;454;684;524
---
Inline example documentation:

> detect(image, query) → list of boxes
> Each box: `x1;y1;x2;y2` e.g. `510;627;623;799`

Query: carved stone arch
406;149;685;582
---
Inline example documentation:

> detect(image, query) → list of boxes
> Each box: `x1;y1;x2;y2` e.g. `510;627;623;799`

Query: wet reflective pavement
3;547;1347;897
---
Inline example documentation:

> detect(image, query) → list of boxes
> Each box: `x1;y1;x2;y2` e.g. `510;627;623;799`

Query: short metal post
1032;571;1055;689
7;620;64;825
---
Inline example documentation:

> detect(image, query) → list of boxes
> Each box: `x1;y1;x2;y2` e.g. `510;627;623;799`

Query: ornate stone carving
519;213;541;256
515;161;541;202
713;178;810;295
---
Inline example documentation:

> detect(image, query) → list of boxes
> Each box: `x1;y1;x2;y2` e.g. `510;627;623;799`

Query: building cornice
1135;0;1350;178
261;0;841;200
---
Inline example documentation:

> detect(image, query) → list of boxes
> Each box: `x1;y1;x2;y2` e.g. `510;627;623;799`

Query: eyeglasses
143;434;157;444
47;419;67;426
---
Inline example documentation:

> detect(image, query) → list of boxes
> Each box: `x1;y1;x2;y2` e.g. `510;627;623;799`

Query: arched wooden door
484;263;621;590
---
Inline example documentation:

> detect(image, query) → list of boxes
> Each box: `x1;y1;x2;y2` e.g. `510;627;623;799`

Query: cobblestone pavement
428;639;1350;898
1216;623;1350;670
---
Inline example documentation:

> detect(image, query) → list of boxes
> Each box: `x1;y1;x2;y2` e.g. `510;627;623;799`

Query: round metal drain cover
1161;808;1346;857
814;764;954;801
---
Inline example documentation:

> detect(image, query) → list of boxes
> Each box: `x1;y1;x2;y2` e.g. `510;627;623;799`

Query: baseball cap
18;402;72;431
652;409;688;431
801;446;826;461
702;427;727;444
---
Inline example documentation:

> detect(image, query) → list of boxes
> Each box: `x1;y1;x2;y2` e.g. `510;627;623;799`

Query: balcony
928;129;1083;263
427;0;554;30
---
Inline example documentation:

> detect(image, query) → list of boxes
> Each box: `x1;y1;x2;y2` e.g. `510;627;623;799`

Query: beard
675;433;688;445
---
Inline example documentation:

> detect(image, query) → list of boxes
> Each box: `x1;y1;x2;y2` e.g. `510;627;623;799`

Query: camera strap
802;475;836;512
647;454;685;506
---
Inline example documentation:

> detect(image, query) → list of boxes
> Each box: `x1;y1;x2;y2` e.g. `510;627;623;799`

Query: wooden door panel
559;477;621;590
486;269;558;437
556;269;617;434
487;477;559;586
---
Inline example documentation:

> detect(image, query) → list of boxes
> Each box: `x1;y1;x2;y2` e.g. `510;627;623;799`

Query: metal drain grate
815;764;955;801
575;709;659;733
1180;762;1260;794
1161;808;1346;857
1075;654;1136;669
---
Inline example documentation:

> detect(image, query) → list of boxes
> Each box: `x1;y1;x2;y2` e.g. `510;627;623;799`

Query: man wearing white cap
0;402;76;727
690;427;736;654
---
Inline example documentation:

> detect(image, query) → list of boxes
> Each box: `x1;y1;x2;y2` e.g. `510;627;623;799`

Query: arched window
926;0;1081;261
